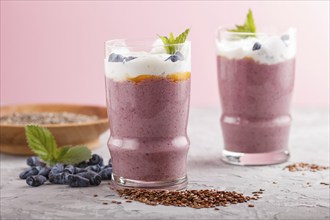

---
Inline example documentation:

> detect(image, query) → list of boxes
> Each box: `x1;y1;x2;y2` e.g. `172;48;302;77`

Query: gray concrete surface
1;107;329;220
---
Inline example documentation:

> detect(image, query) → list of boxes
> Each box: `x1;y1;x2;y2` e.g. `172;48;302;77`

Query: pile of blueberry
19;154;112;187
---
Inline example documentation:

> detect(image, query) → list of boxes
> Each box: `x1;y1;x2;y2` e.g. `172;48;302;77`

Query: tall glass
104;39;191;189
216;28;296;165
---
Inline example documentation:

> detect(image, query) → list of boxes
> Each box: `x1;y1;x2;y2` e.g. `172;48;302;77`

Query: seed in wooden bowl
0;112;99;125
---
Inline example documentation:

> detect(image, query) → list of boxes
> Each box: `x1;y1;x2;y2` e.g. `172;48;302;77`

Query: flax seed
116;189;263;209
285;163;329;172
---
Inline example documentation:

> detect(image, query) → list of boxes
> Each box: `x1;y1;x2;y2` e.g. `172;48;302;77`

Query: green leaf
158;28;190;54
228;9;256;36
24;125;92;166
175;28;190;43
158;35;171;54
25;125;57;164
169;32;175;42
56;145;91;165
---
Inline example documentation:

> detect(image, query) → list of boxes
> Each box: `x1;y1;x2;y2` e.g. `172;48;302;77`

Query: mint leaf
57;146;91;165
175;28;190;44
158;28;190;54
228;9;256;35
25;125;57;165
158;35;171;54
25;125;92;166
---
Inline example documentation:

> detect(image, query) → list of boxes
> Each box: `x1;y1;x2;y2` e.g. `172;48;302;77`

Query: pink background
1;1;329;108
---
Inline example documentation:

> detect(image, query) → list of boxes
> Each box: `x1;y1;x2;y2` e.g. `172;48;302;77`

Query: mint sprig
158;28;190;54
228;9;256;34
25;125;91;166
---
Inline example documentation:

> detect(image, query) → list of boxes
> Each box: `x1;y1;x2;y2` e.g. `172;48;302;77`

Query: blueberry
165;51;184;62
50;172;70;184
27;156;45;167
88;154;104;166
99;167;112;180
64;165;75;174
26;175;47;187
68;175;90;187
38;166;51;178
86;164;101;173
51;163;64;174
77;171;102;186
123;56;137;63
75;167;88;174
108;53;125;62
281;34;290;41
19;167;39;179
252;42;262;51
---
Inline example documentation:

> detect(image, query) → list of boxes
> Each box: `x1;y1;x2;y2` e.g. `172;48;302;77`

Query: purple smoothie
217;56;295;154
106;77;190;182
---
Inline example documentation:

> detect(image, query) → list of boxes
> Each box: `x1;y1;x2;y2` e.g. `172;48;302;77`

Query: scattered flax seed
93;194;98;197
117;189;262;209
320;182;330;186
102;202;108;205
126;200;133;203
284;163;329;172
248;204;254;207
214;207;220;210
116;202;122;204
273;181;277;184
111;200;117;203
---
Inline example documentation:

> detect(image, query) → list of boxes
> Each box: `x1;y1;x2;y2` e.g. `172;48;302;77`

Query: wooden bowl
0;104;109;155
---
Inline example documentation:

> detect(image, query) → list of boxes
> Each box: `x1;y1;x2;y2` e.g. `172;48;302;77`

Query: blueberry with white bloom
165;51;184;62
26;175;47;187
77;171;102;186
99;167;112;180
88;154;103;166
68;175;90;187
19;167;39;179
38;166;51;178
252;42;262;51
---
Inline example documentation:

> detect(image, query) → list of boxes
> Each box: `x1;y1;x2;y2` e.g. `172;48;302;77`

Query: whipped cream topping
104;40;191;81
216;28;296;64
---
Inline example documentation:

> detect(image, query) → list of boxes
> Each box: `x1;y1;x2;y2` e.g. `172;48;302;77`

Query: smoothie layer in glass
106;73;190;181
217;56;295;153
216;29;296;154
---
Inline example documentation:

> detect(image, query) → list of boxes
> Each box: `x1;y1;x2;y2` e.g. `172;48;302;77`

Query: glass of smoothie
104;31;191;189
216;12;296;165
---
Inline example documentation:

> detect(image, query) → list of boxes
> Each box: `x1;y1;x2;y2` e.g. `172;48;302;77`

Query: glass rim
105;38;191;49
216;26;297;36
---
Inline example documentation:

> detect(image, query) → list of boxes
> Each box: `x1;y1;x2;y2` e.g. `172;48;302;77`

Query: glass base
111;173;188;190
222;149;290;165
